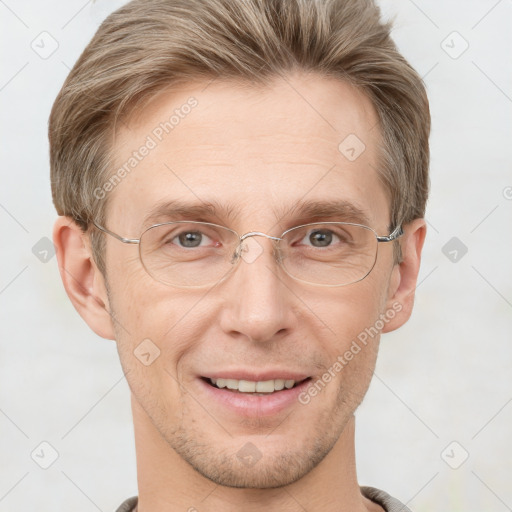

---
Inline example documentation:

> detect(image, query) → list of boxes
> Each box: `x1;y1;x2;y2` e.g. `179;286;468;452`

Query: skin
53;71;426;512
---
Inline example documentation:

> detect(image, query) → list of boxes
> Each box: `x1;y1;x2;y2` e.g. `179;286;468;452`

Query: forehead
107;72;389;232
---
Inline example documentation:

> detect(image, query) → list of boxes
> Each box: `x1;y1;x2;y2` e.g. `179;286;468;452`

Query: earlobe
53;216;116;340
382;218;427;333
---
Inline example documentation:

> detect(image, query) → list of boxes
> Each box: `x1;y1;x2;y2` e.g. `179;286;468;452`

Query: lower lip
197;377;312;417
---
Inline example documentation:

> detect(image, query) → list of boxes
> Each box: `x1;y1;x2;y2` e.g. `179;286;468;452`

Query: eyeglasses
92;220;403;288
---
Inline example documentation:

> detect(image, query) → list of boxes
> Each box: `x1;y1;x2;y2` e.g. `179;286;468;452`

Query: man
50;0;430;510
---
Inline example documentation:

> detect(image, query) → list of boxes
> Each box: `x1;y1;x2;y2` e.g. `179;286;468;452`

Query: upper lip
201;370;311;382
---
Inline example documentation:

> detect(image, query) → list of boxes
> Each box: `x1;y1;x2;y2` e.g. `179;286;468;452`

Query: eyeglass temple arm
376;225;403;243
92;221;140;244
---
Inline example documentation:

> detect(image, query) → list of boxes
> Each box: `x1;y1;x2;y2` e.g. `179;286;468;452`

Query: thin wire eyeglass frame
92;220;404;288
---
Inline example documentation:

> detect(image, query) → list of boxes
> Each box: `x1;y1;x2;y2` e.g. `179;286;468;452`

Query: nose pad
273;243;284;263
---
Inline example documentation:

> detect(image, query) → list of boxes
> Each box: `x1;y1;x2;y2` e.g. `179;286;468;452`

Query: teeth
255;380;274;393
209;378;299;393
274;379;285;390
239;380;256;392
284;380;295;389
226;379;238;390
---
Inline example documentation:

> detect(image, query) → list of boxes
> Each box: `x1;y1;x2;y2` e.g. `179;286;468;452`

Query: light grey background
1;1;511;511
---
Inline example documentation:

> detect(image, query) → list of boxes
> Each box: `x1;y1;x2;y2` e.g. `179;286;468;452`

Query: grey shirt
116;486;412;512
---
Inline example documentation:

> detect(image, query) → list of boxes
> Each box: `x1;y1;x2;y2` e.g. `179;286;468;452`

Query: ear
52;216;116;340
382;218;427;333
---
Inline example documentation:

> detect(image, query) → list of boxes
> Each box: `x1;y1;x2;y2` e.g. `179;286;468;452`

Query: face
101;72;401;488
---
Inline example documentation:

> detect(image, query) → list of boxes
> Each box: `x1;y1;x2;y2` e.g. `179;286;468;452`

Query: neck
132;395;379;512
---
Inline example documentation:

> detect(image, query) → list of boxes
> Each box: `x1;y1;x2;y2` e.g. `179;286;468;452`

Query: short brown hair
49;0;430;275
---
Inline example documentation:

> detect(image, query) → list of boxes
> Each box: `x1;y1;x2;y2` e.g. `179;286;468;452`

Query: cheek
107;281;196;425
298;276;388;398
311;279;385;346
317;286;385;408
107;245;164;331
107;261;214;383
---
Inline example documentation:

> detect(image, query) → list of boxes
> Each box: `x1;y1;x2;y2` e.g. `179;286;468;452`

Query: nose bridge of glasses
232;231;283;264
239;231;282;242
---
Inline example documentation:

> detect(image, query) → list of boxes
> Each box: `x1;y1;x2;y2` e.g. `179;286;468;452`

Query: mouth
197;374;313;417
201;376;311;396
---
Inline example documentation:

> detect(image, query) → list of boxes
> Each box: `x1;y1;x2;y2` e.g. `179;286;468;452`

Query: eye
170;230;216;248
299;228;343;248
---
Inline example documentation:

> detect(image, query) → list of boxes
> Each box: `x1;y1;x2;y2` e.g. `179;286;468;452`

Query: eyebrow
142;197;371;230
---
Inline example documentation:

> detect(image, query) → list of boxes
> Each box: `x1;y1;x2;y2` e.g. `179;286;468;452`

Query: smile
207;377;308;394
198;376;313;417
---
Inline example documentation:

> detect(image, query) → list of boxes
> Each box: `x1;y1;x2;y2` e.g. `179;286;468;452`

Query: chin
168;423;338;489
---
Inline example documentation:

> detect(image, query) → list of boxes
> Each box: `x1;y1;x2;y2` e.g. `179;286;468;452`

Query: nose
218;234;297;344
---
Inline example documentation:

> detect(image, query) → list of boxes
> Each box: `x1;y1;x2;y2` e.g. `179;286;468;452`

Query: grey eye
169;230;216;248
308;229;334;247
176;231;204;248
